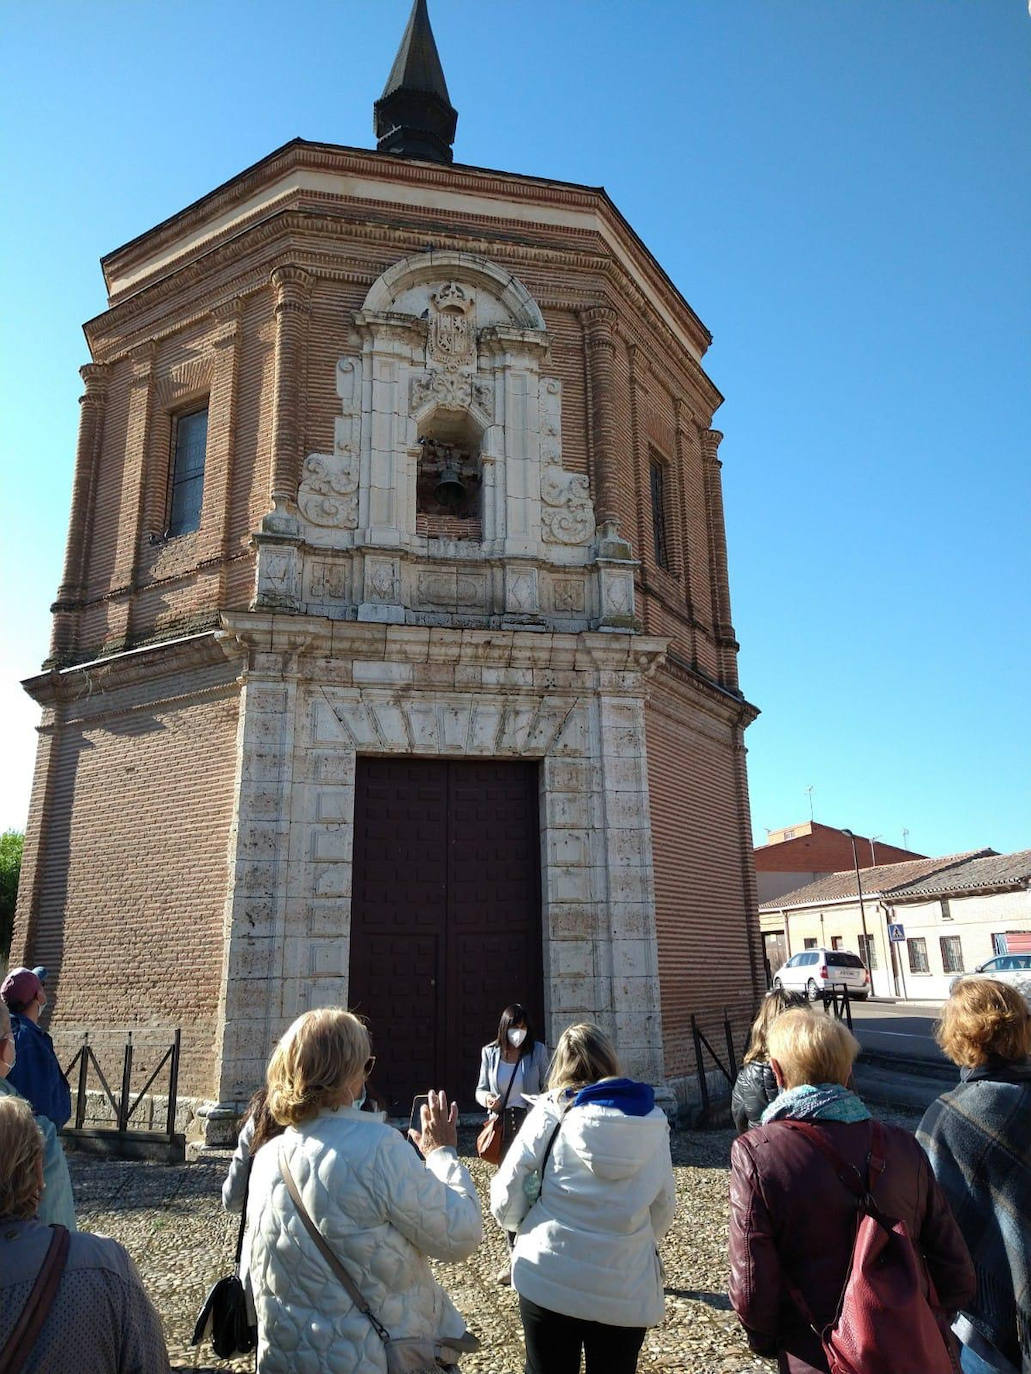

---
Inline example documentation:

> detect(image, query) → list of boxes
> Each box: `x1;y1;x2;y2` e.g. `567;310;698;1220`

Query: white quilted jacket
245;1106;483;1374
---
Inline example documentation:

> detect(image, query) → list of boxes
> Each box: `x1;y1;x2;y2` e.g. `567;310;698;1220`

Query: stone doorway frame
206;613;669;1128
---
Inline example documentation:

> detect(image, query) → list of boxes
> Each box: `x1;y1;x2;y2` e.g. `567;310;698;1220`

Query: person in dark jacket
0;967;71;1129
731;988;803;1133
917;978;1031;1374
729;1008;974;1374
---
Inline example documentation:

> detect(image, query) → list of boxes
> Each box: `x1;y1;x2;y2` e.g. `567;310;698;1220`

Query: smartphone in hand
408;1094;430;1138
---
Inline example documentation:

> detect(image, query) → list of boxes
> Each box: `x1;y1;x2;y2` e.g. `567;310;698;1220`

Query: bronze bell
434;455;466;510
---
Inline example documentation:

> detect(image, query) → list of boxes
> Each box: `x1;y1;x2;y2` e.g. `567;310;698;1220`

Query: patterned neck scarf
761;1081;871;1125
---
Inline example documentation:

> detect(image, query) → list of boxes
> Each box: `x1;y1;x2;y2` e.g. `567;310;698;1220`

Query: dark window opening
649;457;670;570
827;952;863;968
168;407;208;536
416;431;482;540
803;937;818;950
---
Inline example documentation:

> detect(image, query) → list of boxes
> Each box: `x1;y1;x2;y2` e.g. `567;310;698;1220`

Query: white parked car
948;954;1031;1004
772;948;871;1001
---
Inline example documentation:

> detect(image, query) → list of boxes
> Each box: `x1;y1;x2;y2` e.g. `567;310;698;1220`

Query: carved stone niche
287;250;624;631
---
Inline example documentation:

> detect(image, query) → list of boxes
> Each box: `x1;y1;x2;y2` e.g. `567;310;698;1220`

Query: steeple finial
374;0;457;165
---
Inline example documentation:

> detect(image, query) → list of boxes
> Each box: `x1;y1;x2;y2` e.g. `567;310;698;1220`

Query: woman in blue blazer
477;1003;550;1283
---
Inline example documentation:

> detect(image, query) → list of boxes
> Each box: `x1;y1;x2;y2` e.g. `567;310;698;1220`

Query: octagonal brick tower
13;1;762;1136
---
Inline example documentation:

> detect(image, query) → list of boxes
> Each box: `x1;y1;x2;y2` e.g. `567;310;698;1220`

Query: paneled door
349;757;542;1116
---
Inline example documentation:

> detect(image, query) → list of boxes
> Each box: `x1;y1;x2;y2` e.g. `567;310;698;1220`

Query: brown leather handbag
475;1054;517;1164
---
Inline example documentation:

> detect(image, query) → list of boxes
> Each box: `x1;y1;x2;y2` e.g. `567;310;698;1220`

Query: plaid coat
917;1059;1031;1374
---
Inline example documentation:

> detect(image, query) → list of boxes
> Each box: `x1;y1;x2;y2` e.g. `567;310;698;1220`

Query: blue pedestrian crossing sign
888;923;906;943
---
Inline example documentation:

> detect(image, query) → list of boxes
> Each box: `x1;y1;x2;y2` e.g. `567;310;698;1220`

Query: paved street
849;998;949;1065
68;1111;923;1374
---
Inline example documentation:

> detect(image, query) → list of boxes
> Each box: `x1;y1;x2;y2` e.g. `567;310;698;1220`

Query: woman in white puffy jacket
490;1023;676;1374
244;1008;483;1374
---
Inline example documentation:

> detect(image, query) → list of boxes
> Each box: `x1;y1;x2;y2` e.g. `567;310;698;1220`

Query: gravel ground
69;1106;923;1374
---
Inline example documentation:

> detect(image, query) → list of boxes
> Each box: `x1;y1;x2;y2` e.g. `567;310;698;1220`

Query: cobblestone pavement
70;1108;922;1374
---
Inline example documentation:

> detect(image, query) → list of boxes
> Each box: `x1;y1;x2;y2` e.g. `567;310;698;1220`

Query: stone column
49;363;109;663
112;342;157;648
267;266;314;529
700;427;739;691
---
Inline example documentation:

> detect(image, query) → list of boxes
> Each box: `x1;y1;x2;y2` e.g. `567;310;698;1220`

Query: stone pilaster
49;363;109;663
700;427;739;691
267;266;315;530
209;639;302;1130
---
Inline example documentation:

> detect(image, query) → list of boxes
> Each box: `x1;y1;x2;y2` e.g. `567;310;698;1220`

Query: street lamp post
841;829;873;1000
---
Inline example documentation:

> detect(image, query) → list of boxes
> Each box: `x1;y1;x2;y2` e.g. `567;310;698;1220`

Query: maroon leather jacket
729;1117;975;1374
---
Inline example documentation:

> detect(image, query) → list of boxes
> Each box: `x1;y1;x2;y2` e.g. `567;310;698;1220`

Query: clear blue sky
1;1;1028;856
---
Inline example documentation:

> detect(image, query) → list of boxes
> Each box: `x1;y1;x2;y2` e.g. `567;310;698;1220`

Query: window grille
858;933;878;970
939;935;963;974
907;937;930;974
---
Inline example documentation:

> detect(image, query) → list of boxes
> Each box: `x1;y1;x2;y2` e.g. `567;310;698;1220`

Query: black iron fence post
117;1032;133;1132
165;1029;181;1137
691;1015;710;1113
723;1008;739;1082
75;1035;89;1129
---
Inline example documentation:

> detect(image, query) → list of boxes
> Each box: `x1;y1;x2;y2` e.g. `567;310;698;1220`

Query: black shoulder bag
192;1156;258;1359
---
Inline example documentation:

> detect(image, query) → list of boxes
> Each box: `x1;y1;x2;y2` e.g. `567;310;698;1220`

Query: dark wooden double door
349;758;543;1116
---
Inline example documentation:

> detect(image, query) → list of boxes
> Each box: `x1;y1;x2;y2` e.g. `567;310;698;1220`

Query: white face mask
0;1036;14;1074
507;1028;527;1049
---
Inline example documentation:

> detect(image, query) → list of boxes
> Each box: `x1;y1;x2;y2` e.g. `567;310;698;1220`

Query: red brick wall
646;671;762;1081
12;666;240;1100
755;826;924;873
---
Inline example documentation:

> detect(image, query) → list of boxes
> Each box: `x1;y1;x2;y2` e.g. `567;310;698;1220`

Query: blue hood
573;1078;655;1116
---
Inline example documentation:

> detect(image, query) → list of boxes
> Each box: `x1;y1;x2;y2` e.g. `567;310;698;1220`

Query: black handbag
192;1155;258;1359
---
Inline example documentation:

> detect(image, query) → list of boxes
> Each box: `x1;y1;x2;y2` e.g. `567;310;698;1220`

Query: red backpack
781;1120;959;1374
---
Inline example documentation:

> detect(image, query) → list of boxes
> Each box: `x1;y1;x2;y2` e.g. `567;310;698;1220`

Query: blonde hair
935;978;1031;1069
266;1008;371;1127
766;1008;860;1088
547;1023;621;1092
744;988;805;1065
0;1096;44;1220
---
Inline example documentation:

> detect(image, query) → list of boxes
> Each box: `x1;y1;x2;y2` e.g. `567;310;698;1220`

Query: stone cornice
654;650;759;730
23;630;243;711
99;140;711;350
219;611;668;681
83;208;722;417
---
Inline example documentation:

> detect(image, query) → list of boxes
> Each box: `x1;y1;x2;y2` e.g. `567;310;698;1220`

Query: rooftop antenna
902;827;910;850
805;785;814;821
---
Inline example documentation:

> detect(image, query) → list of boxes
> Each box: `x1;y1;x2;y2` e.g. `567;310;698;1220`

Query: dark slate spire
374;0;458;165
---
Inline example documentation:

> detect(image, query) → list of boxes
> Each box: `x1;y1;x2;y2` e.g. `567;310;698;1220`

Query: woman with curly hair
243;1008;482;1374
918;978;1031;1374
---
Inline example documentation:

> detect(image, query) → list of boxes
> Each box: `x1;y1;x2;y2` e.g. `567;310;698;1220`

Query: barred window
168;407;208;536
649;457;670;570
940;935;963;974
907;937;930;974
858;933;878;970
